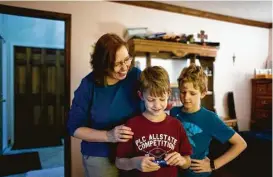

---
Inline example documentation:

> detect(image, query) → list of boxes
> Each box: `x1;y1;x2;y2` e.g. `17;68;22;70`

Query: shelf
171;83;178;88
129;38;218;112
128;39;219;58
222;117;238;129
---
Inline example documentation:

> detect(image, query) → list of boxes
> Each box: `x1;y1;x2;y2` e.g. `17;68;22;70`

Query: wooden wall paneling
115;1;272;29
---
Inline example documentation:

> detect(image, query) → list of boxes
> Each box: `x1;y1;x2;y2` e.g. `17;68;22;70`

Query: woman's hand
132;156;160;172
190;157;212;173
164;151;186;167
107;125;134;142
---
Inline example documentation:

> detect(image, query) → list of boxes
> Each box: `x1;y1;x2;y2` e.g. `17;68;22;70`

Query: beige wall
268;29;272;66
0;1;270;176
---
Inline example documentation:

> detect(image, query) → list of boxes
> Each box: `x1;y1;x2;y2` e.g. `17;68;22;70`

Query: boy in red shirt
116;66;192;177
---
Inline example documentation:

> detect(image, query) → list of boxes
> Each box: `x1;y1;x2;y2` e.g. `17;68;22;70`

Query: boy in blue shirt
170;64;247;177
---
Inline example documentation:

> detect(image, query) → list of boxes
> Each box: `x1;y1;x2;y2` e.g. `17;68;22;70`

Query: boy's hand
164;151;186;167
132;156;160;172
190;157;211;173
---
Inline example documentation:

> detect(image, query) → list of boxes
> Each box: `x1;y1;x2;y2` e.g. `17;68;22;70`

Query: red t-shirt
116;115;192;177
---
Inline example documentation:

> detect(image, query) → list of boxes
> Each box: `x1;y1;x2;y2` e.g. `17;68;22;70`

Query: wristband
210;160;215;171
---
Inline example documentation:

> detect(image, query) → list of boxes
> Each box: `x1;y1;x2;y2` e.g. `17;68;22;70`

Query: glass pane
48;105;54;125
134;57;146;71
17;66;26;94
151;58;188;84
61;106;64;126
59;67;64;96
47;67;56;93
32;67;40;93
33;105;41;125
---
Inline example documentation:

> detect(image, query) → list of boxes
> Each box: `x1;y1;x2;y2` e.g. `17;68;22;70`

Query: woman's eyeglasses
114;57;133;70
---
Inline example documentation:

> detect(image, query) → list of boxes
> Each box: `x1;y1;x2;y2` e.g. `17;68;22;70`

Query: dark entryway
0;4;71;177
13;46;65;149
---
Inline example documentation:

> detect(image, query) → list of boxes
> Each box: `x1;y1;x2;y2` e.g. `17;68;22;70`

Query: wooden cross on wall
198;30;208;43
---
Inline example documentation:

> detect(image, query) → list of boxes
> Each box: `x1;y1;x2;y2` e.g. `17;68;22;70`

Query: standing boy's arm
115;156;160;172
191;115;247;173
213;132;247;170
164;152;191;169
181;155;191;169
191;133;247;173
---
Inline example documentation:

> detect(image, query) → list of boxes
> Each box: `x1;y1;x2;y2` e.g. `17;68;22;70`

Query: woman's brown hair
90;33;128;86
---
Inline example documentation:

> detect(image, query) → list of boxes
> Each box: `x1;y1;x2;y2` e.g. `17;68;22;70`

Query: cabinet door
267;83;272;95
255;97;272;109
252;109;272;130
256;84;267;95
254;109;272;120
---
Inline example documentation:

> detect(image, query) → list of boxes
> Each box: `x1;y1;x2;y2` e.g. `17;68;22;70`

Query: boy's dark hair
140;66;171;97
90;33;129;85
178;63;208;93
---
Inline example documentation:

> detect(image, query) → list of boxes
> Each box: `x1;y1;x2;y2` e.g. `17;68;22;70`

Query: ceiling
158;1;272;23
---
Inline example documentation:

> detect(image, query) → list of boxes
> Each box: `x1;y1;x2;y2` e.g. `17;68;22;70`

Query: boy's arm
180;155;191;169
115;157;135;170
213;132;247;170
164;152;191;169
116;156;160;172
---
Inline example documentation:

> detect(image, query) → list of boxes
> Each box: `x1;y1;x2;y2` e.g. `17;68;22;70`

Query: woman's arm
213;132;247;169
68;76;134;143
73;125;134;143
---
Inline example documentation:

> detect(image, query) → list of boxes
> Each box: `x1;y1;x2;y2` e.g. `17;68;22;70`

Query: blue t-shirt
67;67;144;157
170;106;235;177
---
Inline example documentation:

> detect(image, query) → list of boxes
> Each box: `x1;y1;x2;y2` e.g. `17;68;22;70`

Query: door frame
0;35;3;155
0;4;71;177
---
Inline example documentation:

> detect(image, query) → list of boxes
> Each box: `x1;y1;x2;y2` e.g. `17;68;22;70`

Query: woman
67;33;143;177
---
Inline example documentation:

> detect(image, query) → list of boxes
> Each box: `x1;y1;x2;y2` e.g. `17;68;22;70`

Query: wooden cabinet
251;78;272;130
128;39;219;112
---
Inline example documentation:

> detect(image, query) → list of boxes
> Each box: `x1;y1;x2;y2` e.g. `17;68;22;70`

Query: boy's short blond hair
177;63;208;93
140;66;171;97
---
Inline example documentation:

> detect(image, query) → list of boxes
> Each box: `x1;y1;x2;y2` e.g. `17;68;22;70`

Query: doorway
0;4;71;177
13;46;65;149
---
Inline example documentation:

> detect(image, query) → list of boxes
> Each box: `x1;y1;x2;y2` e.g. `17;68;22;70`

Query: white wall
0;1;270;176
0;13;64;151
267;29;272;68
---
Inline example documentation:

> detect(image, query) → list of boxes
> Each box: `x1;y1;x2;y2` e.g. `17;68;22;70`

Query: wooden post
146;52;151;67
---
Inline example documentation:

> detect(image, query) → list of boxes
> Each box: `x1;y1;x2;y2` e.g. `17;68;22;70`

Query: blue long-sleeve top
67;67;143;157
